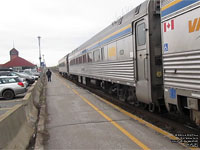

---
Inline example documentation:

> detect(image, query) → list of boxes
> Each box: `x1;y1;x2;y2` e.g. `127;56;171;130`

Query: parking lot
0;94;25;115
0;69;41;118
0;90;28;117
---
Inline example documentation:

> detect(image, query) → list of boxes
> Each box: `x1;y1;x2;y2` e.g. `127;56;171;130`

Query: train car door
134;18;151;104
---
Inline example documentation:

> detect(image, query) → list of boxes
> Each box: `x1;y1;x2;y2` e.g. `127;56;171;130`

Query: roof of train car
69;0;149;57
58;55;67;63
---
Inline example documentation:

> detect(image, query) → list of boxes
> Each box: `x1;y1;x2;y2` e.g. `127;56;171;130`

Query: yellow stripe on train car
161;0;183;11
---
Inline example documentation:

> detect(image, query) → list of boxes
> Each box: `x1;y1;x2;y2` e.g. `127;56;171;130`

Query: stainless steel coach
59;0;200;125
161;0;200;125
63;0;163;111
58;55;69;77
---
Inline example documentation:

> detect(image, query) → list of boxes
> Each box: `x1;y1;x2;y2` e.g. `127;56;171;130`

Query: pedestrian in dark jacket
46;69;52;82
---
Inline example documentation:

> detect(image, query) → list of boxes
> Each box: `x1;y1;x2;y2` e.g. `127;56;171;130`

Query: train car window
83;54;87;63
108;42;117;60
101;48;104;60
87;52;93;62
104;46;108;60
76;58;79;64
79;56;83;64
136;23;146;46
70;60;72;65
93;49;100;62
59;62;65;67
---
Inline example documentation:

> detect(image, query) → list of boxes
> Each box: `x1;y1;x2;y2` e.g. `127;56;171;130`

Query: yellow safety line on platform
56;76;150;150
92;94;196;150
56;74;197;149
72;88;150;150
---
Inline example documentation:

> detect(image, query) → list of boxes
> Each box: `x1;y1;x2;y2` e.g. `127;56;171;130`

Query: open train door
134;18;151;104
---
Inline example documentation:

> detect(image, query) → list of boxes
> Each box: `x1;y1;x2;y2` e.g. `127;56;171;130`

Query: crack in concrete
47;118;131;130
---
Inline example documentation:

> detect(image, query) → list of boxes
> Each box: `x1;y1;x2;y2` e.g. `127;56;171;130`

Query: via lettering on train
189;17;200;33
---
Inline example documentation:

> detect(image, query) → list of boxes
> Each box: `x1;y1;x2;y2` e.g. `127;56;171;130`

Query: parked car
0;71;34;85
0;68;13;71
10;72;35;85
23;70;39;80
0;71;28;87
24;69;41;77
0;76;27;99
0;71;11;76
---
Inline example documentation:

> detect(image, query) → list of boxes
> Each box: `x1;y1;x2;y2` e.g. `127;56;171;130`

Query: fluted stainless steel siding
70;59;135;85
163;50;200;91
58;56;67;73
161;0;174;8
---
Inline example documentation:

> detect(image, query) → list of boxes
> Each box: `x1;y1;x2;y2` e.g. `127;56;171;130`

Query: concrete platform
45;73;187;150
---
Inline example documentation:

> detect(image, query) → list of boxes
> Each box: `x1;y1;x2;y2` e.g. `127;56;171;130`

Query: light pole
37;36;42;67
42;54;45;67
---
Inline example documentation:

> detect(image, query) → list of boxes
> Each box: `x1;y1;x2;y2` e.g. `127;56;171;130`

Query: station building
1;48;36;71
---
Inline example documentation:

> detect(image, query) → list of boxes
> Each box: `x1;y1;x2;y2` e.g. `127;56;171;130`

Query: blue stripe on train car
84;27;132;54
161;0;199;17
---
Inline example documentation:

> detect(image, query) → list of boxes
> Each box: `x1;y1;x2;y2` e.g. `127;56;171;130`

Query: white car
0;76;27;100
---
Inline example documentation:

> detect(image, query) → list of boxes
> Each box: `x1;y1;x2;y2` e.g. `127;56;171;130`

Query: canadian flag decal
164;19;174;32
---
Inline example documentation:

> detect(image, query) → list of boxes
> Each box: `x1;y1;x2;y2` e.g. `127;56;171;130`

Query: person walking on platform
46;69;52;82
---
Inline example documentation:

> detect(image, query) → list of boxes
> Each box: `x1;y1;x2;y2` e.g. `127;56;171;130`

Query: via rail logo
189;17;200;33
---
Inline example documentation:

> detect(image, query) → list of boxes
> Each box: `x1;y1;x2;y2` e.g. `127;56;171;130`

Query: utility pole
37;36;42;67
42;54;45;67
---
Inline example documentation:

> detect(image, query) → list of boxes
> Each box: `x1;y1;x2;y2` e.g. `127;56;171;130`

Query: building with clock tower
1;47;36;71
10;48;19;60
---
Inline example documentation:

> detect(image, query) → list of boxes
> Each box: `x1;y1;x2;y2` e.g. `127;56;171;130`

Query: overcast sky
0;0;145;66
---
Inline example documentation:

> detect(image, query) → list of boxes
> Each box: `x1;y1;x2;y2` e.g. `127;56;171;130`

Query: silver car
0;76;27;100
23;71;39;80
10;72;35;85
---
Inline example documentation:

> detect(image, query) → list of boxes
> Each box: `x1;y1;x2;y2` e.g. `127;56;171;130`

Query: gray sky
0;0;144;66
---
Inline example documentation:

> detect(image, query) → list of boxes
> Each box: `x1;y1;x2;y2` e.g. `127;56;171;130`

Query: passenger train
58;0;200;126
